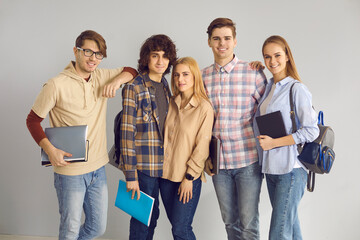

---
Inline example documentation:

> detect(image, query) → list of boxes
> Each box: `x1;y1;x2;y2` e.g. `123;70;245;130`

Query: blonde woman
253;36;319;239
160;57;214;240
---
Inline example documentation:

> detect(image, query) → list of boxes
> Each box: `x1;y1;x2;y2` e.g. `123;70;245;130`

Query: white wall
1;0;359;239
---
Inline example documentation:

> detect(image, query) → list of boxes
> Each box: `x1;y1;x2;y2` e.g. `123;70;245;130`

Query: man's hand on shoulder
103;69;136;98
103;80;122;98
249;61;265;71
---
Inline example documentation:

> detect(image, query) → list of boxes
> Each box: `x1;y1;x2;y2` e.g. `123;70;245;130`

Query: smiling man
202;18;267;240
119;34;177;239
26;30;137;239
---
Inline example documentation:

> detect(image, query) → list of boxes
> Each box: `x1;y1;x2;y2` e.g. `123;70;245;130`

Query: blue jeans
266;168;307;240
129;171;161;240
212;162;262;240
160;178;202;240
54;166;108;240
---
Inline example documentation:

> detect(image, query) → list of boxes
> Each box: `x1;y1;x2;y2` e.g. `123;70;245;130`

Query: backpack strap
307;172;315;192
289;83;297;135
289;83;303;153
289;82;315;192
318;111;324;125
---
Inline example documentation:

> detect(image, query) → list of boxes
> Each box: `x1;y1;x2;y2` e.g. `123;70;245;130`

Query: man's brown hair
207;18;236;39
75;30;107;58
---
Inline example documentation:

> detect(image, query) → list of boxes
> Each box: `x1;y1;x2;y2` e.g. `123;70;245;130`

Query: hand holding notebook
255;111;287;138
41;125;89;166
115;180;154;226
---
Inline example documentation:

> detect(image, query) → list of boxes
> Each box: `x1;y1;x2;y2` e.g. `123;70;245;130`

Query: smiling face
73;39;102;79
208;27;237;66
173;63;194;96
147;50;170;81
263;42;289;81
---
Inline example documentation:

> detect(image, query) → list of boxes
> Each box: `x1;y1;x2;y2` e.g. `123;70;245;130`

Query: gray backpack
290;83;335;192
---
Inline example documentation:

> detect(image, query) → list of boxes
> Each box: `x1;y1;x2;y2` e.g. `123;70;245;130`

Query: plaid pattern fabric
202;55;267;169
120;74;171;181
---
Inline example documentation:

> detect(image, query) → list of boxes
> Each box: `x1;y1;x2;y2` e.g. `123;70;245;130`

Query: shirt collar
274;76;293;86
174;94;199;110
214;55;238;73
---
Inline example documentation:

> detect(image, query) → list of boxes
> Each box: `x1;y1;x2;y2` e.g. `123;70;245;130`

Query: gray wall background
1;0;359;239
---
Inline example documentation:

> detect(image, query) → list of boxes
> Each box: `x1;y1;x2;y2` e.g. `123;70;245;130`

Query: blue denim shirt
253;77;319;174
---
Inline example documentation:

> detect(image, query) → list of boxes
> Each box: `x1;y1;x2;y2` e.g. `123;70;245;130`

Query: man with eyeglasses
26;30;137;239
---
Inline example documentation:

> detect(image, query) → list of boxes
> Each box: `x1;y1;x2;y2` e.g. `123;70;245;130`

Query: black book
255;111;287;138
209;136;220;174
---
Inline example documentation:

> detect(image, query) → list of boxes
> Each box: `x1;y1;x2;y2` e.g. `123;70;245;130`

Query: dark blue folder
256;111;287;138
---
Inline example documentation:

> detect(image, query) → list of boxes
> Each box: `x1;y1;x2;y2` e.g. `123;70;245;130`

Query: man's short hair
75;30;107;58
207;18;236;39
138;34;177;75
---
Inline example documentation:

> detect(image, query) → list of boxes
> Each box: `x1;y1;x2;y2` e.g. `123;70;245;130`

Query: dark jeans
129;171;161;240
160;178;202;240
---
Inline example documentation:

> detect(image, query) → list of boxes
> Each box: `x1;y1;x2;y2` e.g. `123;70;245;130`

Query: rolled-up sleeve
186;104;215;178
291;84;320;144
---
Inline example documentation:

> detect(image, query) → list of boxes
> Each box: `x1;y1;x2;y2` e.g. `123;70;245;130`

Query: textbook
255;111;287;138
209;136;220;174
115;180;154;226
41;125;89;166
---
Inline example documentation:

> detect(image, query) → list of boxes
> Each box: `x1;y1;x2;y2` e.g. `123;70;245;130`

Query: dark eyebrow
212;36;232;39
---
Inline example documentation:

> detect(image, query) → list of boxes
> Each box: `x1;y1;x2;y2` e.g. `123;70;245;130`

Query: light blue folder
115;180;154;226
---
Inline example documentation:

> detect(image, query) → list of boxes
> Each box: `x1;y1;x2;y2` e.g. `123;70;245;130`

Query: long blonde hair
171;57;210;102
262;35;301;82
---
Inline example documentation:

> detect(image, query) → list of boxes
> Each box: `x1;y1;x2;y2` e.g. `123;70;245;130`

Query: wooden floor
0;235;111;240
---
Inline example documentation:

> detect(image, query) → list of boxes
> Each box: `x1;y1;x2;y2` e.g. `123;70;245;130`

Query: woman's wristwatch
185;173;194;181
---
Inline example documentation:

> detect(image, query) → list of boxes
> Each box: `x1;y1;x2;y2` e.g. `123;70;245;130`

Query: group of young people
26;17;319;240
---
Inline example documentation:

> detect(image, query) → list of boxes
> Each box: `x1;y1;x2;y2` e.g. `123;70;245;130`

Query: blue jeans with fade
54;166;108;240
266;168;307;240
160;178;202;240
212;162;263;240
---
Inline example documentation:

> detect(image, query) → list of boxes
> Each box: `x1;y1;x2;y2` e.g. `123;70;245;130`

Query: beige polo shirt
32;61;123;175
162;94;214;182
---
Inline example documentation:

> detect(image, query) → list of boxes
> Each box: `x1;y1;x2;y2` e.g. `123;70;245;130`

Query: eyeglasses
77;47;104;60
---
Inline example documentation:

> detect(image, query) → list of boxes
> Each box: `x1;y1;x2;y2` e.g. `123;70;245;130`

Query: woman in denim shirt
253;35;319;240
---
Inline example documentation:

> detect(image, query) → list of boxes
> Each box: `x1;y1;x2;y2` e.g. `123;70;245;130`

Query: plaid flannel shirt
202;55;267;169
120;74;171;181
